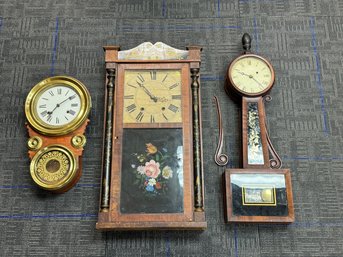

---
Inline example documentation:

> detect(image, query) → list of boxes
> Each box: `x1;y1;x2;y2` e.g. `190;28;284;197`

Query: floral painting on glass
120;128;184;214
133;143;178;195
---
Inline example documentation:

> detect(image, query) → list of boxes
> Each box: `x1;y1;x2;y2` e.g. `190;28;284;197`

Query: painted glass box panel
120;128;183;214
224;169;294;223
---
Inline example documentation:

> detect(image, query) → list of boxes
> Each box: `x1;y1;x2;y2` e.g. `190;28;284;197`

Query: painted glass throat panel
120;128;184;214
247;102;264;165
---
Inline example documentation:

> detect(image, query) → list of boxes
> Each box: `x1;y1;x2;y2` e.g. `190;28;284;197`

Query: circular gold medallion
30;145;78;191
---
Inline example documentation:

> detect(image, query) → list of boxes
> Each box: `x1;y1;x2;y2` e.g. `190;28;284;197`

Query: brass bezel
71;134;87;148
30;144;78;191
227;54;275;97
27;136;43;151
25;76;91;136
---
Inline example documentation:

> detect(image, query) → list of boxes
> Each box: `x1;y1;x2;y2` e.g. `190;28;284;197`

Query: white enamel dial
35;85;81;126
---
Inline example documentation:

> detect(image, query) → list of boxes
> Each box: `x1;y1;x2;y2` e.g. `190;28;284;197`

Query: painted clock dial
229;55;274;96
35;85;81;126
123;70;182;123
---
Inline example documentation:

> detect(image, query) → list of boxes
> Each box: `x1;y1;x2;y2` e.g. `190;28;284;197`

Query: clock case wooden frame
96;44;207;230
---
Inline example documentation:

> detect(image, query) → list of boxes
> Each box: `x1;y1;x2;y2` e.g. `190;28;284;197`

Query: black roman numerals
126;104;136;113
124;95;134;99
172;95;181;100
169;83;179;90
150;71;156;80
162;113;168;121
150;115;155;123
69;94;76;100
47;115;52;123
162;74;168;83
136;111;144;122
40;110;48;117
137;74;145;83
168;104;179;113
69;110;76;116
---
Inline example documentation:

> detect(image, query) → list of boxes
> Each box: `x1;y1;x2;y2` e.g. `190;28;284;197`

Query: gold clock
25;76;91;136
25;76;91;193
96;42;207;230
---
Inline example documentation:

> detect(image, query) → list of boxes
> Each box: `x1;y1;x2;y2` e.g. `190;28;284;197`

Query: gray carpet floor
0;1;343;256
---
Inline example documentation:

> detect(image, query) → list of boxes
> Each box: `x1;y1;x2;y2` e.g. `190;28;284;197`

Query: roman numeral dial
229;55;274;95
123;69;182;123
34;85;82;126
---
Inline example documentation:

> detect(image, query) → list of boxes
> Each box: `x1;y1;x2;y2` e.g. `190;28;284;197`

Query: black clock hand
235;69;264;88
137;82;158;102
235;69;251;77
47;95;76;115
250;77;264;89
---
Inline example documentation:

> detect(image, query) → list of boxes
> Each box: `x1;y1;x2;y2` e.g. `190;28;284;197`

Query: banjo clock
96;42;207;230
223;34;294;223
25;76;91;193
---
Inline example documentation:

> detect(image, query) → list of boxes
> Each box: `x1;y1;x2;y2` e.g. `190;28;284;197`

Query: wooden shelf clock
223;34;294;223
96;42;207;230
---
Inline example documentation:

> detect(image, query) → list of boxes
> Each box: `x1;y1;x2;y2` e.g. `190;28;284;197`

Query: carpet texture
0;1;342;256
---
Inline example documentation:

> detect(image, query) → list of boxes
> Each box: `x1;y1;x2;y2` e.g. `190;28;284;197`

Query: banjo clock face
25;76;91;193
96;42;207;230
228;55;274;96
223;33;294;224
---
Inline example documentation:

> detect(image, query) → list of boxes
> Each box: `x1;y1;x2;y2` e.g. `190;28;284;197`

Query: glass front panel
120;128;184;213
247;102;264;165
230;173;288;216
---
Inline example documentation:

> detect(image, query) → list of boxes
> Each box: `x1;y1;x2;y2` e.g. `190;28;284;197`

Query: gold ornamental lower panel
30;144;78;191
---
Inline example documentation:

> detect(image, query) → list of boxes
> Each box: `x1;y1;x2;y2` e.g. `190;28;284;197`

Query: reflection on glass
231;173;288;216
247;103;264;165
120;128;184;213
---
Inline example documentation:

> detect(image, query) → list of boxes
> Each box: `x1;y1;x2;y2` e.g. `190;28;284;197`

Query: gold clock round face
25;76;91;135
123;70;182;123
30;145;77;191
228;54;274;96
